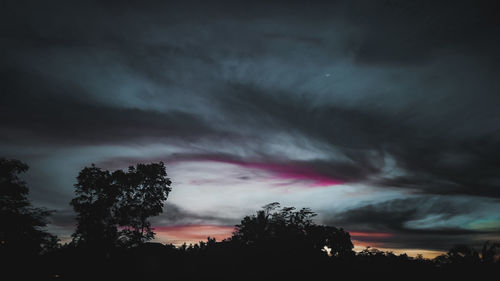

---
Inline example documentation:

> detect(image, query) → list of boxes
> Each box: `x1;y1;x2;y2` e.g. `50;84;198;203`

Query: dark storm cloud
336;1;500;65
4;0;499;196
213;82;500;198
2;0;500;250
150;203;239;226
3;0;499;63
324;197;500;250
0;68;234;145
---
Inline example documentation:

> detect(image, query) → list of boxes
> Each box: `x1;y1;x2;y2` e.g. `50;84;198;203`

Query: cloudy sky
2;0;500;257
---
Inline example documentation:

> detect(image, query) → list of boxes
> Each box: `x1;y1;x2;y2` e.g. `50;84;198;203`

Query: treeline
1;158;499;280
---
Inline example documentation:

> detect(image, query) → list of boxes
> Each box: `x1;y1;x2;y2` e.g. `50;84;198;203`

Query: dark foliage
0;158;57;255
71;162;172;249
231;202;354;257
0;158;58;280
1;158;499;280
42;203;500;281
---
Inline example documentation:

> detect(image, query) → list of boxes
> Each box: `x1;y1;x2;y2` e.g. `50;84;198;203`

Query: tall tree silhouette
114;163;172;247
70;165;118;248
0;158;57;256
70;162;171;249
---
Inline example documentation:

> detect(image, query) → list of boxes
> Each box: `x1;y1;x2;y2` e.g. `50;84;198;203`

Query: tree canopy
0;158;56;255
70;162;172;248
232;202;354;257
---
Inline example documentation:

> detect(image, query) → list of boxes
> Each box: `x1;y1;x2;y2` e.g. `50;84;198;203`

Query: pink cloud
97;154;344;187
201;157;343;187
349;231;394;250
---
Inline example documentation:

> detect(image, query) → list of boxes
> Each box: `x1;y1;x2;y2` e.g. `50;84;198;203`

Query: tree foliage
70;165;117;247
70;162;172;248
0;158;57;255
232;202;354;257
434;241;500;266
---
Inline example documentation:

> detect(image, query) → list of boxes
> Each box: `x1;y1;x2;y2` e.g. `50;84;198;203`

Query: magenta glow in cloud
200;157;343;187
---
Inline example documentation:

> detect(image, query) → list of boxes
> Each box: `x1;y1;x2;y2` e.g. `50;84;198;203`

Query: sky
1;0;500;257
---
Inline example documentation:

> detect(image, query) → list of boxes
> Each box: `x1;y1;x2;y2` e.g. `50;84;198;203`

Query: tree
114;163;172;247
446;244;481;264
70;165;118;248
231;202;353;257
480;241;499;264
0;158;57;255
434;241;500;266
70;162;172;248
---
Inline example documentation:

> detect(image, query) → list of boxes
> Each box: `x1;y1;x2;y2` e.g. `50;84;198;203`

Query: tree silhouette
434;241;500;266
114;163;172;247
438;244;481;265
480;241;499;264
70;162;171;249
70;165;118;248
0;158;57;256
232;202;353;257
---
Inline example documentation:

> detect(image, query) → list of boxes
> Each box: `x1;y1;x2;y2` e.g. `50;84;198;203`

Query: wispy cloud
2;0;500;251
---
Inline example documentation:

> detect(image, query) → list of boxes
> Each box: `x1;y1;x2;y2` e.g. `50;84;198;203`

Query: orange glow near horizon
154;225;235;245
352;242;445;259
152;224;445;259
353;245;445;259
